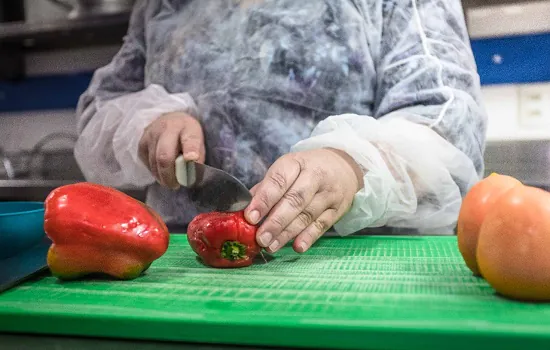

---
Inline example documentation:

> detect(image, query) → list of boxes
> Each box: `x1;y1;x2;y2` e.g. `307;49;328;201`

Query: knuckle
268;171;287;191
257;190;271;209
269;214;287;231
180;135;202;150
182;142;199;153
156;152;173;169
303;229;317;243
328;188;344;202
321;178;340;194
313;217;331;234
282;189;306;210
277;230;293;243
292;154;307;170
182;113;199;125
310;165;327;181
297;209;315;227
157;119;169;130
180;132;201;142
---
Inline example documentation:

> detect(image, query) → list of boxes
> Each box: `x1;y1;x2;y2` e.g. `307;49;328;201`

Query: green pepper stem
221;241;247;261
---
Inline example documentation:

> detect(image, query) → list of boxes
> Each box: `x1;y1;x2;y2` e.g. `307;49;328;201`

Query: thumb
249;183;259;195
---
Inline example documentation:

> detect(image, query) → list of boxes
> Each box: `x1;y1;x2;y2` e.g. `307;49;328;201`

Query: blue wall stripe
1;32;550;113
471;32;550;86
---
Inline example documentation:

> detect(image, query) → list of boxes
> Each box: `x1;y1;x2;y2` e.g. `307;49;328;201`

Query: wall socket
518;83;550;128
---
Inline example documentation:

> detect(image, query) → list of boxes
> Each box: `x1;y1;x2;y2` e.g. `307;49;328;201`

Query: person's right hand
138;112;205;189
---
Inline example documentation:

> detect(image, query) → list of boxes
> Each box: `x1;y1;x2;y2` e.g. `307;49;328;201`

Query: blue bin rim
0;201;45;217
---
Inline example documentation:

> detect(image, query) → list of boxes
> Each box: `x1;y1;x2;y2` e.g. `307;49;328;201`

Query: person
74;0;487;255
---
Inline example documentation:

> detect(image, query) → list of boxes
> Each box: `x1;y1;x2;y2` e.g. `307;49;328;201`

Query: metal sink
0;151;146;201
0;132;147;202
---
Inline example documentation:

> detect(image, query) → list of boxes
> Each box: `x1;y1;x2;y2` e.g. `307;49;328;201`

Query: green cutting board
0;235;550;350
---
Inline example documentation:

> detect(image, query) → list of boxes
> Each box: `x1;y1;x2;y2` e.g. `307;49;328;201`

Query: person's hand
138;112;205;189
244;148;364;253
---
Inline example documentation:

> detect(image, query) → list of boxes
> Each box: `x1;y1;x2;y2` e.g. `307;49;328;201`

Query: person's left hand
244;148;364;254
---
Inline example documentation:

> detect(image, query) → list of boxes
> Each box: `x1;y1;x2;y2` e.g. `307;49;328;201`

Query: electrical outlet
518;83;550;128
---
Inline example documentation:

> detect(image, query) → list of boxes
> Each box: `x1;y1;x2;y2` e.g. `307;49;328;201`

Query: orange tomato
477;185;550;301
457;173;522;275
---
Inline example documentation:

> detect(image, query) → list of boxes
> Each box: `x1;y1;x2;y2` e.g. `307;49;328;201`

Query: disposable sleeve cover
74;0;199;188
291;0;487;235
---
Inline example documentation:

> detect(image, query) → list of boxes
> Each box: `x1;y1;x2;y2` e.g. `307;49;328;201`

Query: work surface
0;235;550;350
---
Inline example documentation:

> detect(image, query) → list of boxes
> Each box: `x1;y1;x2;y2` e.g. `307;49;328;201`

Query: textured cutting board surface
0;235;550;350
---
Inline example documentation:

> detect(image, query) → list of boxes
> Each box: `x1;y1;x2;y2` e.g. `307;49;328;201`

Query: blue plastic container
0;202;45;259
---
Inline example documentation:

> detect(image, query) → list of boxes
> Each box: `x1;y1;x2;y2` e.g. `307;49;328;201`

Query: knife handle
175;155;196;187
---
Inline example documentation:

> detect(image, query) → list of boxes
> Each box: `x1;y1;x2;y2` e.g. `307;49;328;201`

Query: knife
175;155;252;212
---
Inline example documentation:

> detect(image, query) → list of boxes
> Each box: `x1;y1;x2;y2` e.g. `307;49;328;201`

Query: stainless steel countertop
484;139;550;190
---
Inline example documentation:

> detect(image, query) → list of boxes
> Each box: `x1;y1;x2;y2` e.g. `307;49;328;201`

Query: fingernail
268;240;280;252
298;241;308;253
184;152;199;160
248;210;260;225
258;232;272;247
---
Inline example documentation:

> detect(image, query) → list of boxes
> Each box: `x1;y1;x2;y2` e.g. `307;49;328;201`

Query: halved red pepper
44;182;170;280
187;211;261;268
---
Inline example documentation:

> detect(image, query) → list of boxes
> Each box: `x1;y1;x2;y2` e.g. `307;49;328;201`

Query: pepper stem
221;241;247;261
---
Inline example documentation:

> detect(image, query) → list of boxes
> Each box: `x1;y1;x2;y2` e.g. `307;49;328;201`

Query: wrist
324;147;365;191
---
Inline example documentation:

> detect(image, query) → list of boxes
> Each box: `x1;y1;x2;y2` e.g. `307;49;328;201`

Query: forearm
75;84;199;188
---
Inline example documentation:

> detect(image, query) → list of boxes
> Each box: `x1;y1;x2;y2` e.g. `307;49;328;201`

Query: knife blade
175;155;252;212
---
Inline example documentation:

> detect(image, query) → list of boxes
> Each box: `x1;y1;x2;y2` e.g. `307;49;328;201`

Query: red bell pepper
187;211;261;268
44;182;170;280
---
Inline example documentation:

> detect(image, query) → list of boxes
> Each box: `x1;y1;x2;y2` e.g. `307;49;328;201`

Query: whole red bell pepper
187;211;261;268
44;182;170;280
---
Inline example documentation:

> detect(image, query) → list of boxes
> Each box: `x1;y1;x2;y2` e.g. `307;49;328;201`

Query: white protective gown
74;0;487;235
